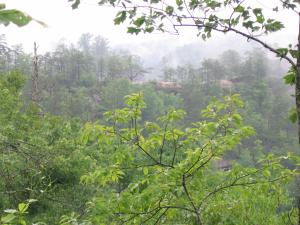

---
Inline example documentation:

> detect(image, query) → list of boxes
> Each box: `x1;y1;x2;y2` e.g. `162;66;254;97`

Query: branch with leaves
79;93;297;224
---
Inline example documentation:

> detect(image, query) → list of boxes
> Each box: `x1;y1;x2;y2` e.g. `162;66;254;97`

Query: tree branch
182;174;202;224
174;23;296;68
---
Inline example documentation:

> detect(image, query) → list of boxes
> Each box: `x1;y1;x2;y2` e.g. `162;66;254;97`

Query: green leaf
133;16;145;27
232;113;242;125
0;9;32;27
256;15;265;23
289;49;298;59
276;48;289;57
283;69;296;85
176;0;183;6
19;219;27;225
143;167;149;175
145;26;155;33
165;6;174;15
242;21;254;29
18;203;29;213
1;214;16;223
288;108;297;123
252;8;262;16
265;21;284;32
235;5;245;13
114;11;127;25
263;170;271;177
0;6;46;27
127;27;141;34
69;0;81;9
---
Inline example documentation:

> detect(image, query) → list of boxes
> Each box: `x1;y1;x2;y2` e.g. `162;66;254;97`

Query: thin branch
174;23;296;68
186;152;215;179
279;0;299;14
288;207;295;225
114;129;161;165
140;208;162;224
159;120;169;163
171;132;180;166
227;26;297;68
198;175;287;211
184;125;223;176
160;205;197;214
182;174;202;225
154;208;169;225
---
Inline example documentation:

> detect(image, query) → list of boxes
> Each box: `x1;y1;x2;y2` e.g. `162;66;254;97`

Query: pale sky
1;0;299;54
2;0;194;52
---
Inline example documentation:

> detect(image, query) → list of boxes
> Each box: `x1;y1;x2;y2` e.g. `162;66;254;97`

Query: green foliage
0;200;37;225
0;24;298;224
83;0;292;42
0;72;96;223
0;0;299;221
79;93;296;224
98;78;183;121
289;107;298;123
284;68;296;85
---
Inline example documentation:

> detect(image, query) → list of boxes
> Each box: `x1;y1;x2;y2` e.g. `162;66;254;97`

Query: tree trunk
296;12;300;225
31;42;39;104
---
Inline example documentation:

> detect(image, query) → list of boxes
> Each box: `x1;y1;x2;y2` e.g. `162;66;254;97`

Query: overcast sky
1;0;299;54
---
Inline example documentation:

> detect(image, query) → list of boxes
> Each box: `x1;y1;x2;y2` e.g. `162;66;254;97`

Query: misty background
1;0;297;80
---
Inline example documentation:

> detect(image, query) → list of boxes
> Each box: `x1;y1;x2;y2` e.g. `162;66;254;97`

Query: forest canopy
1;0;300;224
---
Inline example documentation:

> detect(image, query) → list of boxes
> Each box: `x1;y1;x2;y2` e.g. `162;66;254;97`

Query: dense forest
0;32;298;224
1;0;300;224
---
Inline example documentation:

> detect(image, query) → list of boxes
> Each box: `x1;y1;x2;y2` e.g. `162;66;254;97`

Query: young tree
80;93;295;224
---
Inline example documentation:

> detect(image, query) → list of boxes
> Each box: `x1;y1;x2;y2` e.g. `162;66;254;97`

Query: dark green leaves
283;69;296;85
206;0;221;9
235;5;245;13
114;11;127;25
127;27;141;34
242;21;254;29
69;0;81;9
133;16;146;27
264;20;284;33
253;8;264;24
281;0;297;10
289;49;299;59
145;26;155;33
288;108;298;123
165;6;174;15
276;48;289;57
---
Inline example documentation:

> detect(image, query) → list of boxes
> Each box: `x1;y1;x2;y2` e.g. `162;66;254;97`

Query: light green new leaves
0;200;36;225
77;93;295;224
